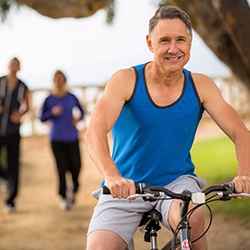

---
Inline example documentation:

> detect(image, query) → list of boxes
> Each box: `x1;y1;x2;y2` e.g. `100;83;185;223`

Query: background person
0;57;30;213
40;70;85;210
84;5;250;250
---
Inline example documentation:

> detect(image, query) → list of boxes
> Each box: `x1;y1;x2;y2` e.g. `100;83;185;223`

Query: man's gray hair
149;5;192;36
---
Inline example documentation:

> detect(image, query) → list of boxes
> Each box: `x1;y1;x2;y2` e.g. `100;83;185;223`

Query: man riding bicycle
84;5;250;250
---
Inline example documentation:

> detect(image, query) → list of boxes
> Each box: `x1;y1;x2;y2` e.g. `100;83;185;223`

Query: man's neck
6;73;18;89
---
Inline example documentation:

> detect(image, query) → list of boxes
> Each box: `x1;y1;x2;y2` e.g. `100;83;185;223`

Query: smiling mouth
167;56;182;61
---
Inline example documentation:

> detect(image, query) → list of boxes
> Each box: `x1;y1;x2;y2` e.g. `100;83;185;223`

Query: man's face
8;59;20;75
147;18;192;72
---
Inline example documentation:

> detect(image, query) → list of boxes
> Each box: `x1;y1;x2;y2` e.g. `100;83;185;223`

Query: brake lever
127;193;155;201
229;193;250;198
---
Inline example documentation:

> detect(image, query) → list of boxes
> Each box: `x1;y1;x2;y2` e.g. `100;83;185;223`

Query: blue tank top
111;63;204;186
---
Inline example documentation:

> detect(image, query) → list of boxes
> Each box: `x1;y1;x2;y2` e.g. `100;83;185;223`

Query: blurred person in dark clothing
0;57;30;213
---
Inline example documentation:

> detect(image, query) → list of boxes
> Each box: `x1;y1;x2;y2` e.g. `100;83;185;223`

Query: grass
191;136;237;182
191;136;250;221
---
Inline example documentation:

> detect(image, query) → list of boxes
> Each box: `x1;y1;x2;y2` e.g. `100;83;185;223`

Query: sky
0;0;230;90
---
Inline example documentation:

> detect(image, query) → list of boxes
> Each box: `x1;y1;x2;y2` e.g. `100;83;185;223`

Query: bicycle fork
179;220;192;250
178;196;192;250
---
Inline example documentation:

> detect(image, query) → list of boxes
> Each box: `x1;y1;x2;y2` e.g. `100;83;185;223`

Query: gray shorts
87;175;206;250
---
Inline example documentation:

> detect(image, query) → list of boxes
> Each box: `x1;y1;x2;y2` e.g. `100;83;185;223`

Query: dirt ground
0;117;250;250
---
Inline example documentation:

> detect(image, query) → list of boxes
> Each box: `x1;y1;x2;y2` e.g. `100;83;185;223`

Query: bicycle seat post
150;227;158;250
140;209;162;250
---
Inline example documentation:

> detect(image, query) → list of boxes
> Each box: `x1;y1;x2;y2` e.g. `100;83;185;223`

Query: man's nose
168;41;178;54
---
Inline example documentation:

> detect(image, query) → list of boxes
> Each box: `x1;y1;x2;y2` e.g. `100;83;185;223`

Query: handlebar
103;182;250;203
103;183;190;200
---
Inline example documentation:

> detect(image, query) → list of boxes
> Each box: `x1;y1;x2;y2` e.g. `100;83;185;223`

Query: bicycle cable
183;194;228;244
186;203;213;244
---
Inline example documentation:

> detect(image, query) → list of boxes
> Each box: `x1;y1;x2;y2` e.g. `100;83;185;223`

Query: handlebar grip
229;182;236;193
103;186;111;194
103;184;145;195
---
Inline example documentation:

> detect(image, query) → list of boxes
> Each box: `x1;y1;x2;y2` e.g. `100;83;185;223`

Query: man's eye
177;38;185;42
160;39;170;43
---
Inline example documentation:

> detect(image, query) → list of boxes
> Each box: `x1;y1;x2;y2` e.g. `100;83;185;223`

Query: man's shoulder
18;79;28;87
190;72;212;83
113;62;148;82
115;62;147;74
112;67;136;81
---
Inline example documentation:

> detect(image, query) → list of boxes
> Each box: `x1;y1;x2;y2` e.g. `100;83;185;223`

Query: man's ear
146;34;154;53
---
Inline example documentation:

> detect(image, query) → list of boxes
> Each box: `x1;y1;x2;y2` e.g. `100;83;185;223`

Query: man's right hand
104;177;135;199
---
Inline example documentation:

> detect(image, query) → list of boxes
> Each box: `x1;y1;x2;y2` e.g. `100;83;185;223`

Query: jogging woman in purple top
40;70;84;210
